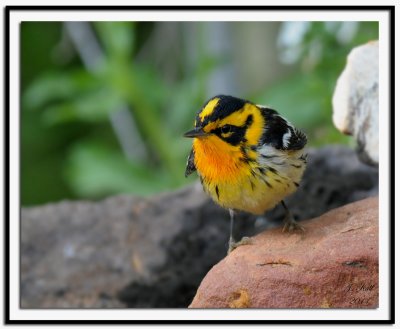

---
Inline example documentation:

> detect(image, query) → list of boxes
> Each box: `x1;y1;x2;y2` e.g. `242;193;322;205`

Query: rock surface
332;41;379;166
21;146;378;308
190;197;378;308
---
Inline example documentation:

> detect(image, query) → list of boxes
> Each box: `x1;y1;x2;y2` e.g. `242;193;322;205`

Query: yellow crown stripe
199;97;220;121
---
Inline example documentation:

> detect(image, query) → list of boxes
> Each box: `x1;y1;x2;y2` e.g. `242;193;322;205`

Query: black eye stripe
210;114;255;146
221;125;232;134
212;125;237;135
214;114;253;133
221;131;245;145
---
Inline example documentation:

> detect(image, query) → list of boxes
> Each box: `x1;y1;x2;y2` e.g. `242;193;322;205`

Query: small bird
184;95;307;253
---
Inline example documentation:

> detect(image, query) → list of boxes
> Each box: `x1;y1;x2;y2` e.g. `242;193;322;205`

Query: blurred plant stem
65;22;182;182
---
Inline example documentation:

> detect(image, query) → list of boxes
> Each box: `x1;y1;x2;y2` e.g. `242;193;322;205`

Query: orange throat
193;136;244;184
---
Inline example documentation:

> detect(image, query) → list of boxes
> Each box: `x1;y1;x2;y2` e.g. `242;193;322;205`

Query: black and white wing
258;105;307;151
185;148;197;177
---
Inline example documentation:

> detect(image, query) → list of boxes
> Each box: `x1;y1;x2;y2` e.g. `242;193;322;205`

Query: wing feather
257;105;307;151
185;148;196;177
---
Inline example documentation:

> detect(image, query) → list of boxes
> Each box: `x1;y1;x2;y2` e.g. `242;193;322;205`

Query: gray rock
21;146;378;308
332;41;379;166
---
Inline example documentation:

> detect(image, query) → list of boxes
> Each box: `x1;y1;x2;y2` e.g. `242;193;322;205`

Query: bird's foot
282;216;305;233
228;236;252;254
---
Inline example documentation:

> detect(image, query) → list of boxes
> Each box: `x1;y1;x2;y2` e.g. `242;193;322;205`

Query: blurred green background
21;21;378;206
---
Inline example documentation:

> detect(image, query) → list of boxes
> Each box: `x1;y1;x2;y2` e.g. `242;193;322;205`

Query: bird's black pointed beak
183;128;209;138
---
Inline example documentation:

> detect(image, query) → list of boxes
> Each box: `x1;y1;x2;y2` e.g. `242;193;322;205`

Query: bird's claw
228;236;253;254
282;218;305;233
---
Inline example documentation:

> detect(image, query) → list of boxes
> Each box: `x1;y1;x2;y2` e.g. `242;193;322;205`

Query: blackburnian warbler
184;95;307;253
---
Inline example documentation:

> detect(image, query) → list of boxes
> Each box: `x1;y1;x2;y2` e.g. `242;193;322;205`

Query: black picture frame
4;5;395;325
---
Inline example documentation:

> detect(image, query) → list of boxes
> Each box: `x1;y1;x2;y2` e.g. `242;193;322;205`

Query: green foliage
65;140;171;197
22;22;203;205
21;21;378;205
255;22;378;147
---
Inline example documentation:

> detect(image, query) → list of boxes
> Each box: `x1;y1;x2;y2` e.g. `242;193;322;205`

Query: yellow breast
193;138;303;215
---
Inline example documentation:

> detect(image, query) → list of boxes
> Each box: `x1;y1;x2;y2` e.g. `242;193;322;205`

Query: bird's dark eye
220;125;231;134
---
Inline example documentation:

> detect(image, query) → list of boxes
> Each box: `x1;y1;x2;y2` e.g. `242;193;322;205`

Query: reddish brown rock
189;197;378;308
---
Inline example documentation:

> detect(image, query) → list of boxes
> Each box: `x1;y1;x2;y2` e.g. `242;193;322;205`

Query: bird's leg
228;209;235;250
281;200;305;233
227;209;252;254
